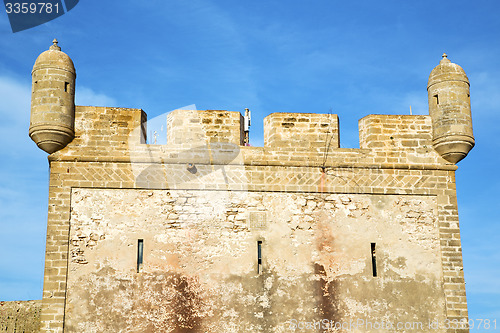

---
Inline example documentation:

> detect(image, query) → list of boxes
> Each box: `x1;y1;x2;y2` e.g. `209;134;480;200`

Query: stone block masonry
28;42;473;333
264;112;339;152
0;300;42;332
33;105;468;332
167;109;244;146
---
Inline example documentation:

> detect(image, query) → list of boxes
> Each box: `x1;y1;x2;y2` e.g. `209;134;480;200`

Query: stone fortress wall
22;41;474;332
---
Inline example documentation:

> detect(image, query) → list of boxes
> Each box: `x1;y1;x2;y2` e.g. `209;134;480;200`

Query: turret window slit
371;243;377;277
257;241;263;274
137;239;144;273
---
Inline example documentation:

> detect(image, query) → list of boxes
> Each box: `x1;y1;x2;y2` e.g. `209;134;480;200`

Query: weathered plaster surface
66;188;445;332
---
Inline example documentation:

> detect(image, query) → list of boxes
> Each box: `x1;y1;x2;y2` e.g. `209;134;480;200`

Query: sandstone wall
167;109;244;146
65;189;445;332
0;300;42;332
264;112;339;151
37;107;468;332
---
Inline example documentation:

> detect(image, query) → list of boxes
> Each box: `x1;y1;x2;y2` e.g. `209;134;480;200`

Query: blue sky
0;0;498;327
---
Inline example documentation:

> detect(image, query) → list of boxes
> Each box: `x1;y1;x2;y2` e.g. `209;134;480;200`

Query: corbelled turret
427;53;474;163
29;39;76;154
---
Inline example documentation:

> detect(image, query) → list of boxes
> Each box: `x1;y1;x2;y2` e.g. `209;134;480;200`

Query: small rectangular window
433;94;439;105
371;243;377;277
257;241;263;274
137;239;144;273
64;82;70;92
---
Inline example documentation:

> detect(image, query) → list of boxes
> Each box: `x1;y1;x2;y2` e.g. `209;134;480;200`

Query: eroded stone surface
28;49;472;332
0;300;41;332
65;189;444;332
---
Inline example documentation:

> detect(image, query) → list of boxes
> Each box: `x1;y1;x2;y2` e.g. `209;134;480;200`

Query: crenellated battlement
48;106;453;170
64;106;434;152
359;114;433;150
167;109;244;146
30;41;474;168
30;41;472;333
264;112;339;152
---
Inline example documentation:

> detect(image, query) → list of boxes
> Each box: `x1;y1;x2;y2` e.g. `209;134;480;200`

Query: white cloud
0;76;31;124
469;71;500;117
398;91;428;115
76;86;117;107
463;243;500;295
0;75;47;301
0;76;34;157
465;265;500;295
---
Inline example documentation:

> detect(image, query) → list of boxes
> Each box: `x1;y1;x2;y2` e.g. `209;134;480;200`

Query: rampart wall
36;106;468;332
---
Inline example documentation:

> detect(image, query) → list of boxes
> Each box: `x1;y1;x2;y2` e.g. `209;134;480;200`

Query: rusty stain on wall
65;189;446;332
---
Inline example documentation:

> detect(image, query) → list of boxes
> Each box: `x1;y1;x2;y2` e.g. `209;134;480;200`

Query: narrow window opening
64;82;70;92
137;239;144;273
433;94;439;105
371;243;377;277
257;241;263;274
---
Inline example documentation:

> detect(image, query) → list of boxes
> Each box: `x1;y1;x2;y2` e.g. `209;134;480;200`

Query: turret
29;39;76;154
427;53;474;163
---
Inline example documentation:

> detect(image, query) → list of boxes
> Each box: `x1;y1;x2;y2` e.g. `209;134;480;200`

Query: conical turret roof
428;53;468;89
32;39;75;74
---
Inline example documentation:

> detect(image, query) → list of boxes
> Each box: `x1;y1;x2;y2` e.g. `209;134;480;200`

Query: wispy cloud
464;254;500;295
76;86;117;107
0;75;30;124
0;75;50;301
469;71;500;117
0;76;34;158
397;91;428;115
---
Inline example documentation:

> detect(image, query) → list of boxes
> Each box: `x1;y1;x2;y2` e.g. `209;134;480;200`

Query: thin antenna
321;108;336;170
244;108;251;145
409;105;413;115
